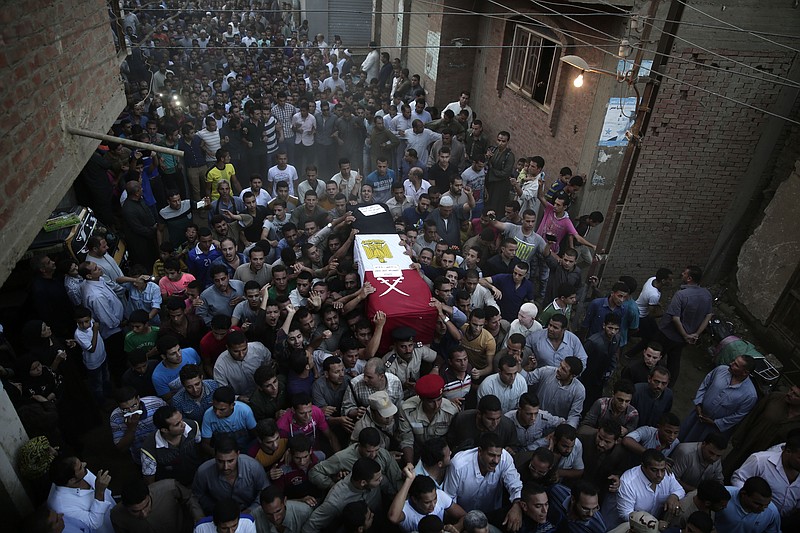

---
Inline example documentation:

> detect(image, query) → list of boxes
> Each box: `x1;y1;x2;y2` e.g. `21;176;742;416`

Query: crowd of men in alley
7;2;800;533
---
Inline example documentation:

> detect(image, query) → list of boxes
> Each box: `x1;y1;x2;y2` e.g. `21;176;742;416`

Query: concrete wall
737;161;800;323
0;0;127;283
406;0;443;103
378;0;403;61
0;0;127;517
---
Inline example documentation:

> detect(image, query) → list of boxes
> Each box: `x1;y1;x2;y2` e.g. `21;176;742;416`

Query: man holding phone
534;190;596;301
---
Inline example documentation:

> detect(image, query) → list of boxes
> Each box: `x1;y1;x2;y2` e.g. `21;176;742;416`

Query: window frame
505;23;561;110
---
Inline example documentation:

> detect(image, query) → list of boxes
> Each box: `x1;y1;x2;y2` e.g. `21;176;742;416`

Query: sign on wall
425;30;440;80
598;97;638;147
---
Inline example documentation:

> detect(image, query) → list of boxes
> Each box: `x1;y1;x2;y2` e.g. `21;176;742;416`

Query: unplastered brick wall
0;0;125;282
603;48;793;284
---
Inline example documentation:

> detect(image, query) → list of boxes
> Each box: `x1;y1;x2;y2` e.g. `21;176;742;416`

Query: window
506;24;560;107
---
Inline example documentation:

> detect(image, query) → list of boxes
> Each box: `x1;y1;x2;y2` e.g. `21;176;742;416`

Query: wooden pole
592;0;685;279
66;127;184;158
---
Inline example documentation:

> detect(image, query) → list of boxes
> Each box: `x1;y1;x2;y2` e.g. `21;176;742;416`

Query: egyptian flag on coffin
354;234;437;352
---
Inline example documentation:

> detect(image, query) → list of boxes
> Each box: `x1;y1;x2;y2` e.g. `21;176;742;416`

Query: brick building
376;0;800;360
0;0;126;517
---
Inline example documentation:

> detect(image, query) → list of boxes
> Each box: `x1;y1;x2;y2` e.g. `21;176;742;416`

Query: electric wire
118;1;800;40
657;26;800;89
589;0;800;88
675;0;800;54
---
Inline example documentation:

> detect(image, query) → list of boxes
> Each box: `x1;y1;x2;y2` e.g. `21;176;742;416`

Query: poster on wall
598;97;638;147
425;30;440;80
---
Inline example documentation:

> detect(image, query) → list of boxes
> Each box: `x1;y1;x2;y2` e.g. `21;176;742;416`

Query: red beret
415;374;445;399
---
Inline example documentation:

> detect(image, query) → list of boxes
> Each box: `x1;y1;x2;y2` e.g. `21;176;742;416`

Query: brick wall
604;48;795;285
0;0;126;283
428;0;479;110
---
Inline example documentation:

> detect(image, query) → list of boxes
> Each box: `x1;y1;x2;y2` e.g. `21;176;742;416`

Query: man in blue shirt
151;335;201;401
171;363;219;423
187;228;222;288
548;481;606;533
365;157;396;204
715;478;781;533
201;386;257;454
656;265;713;387
480;263;535;322
401;193;431;229
581;282;629;338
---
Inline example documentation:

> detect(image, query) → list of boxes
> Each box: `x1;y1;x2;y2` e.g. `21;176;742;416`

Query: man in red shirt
198;315;241;378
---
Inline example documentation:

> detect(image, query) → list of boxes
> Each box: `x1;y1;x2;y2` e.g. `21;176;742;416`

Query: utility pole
594;0;686;279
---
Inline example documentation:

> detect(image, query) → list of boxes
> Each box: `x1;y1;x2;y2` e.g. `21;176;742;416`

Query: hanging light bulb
573;73;584;88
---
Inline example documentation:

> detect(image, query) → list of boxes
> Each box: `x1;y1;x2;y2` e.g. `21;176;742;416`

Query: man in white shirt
505;302;543;345
291;101;316;173
196;116;221;166
239;175;273;207
266;151;300;196
464;269;498;312
617;449;685;522
401;120;442;168
410;99;432;124
443;432;524;529
213;331;272;400
622;412;682;459
630;268;673;353
194;498;257;533
388;464;465;532
461;155;487;202
47;455;115;533
477;355;527;413
320;68;346;94
443;91;474;126
731;433;800;518
330;158;360;200
526;357;586;428
360;41;380;83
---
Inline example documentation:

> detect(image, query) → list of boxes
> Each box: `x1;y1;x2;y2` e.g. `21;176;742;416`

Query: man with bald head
402;119;442;167
122;180;158;269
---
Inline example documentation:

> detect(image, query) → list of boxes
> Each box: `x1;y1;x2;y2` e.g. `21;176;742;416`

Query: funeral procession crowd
7;3;800;533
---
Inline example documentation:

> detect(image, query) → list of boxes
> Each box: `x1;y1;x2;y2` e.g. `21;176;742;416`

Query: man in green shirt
537;283;578;329
124;309;160;357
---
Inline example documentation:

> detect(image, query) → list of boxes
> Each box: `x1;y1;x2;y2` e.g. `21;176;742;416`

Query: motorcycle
706;314;780;395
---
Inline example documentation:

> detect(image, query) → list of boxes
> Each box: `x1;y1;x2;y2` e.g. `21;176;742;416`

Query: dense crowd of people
5;2;800;533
